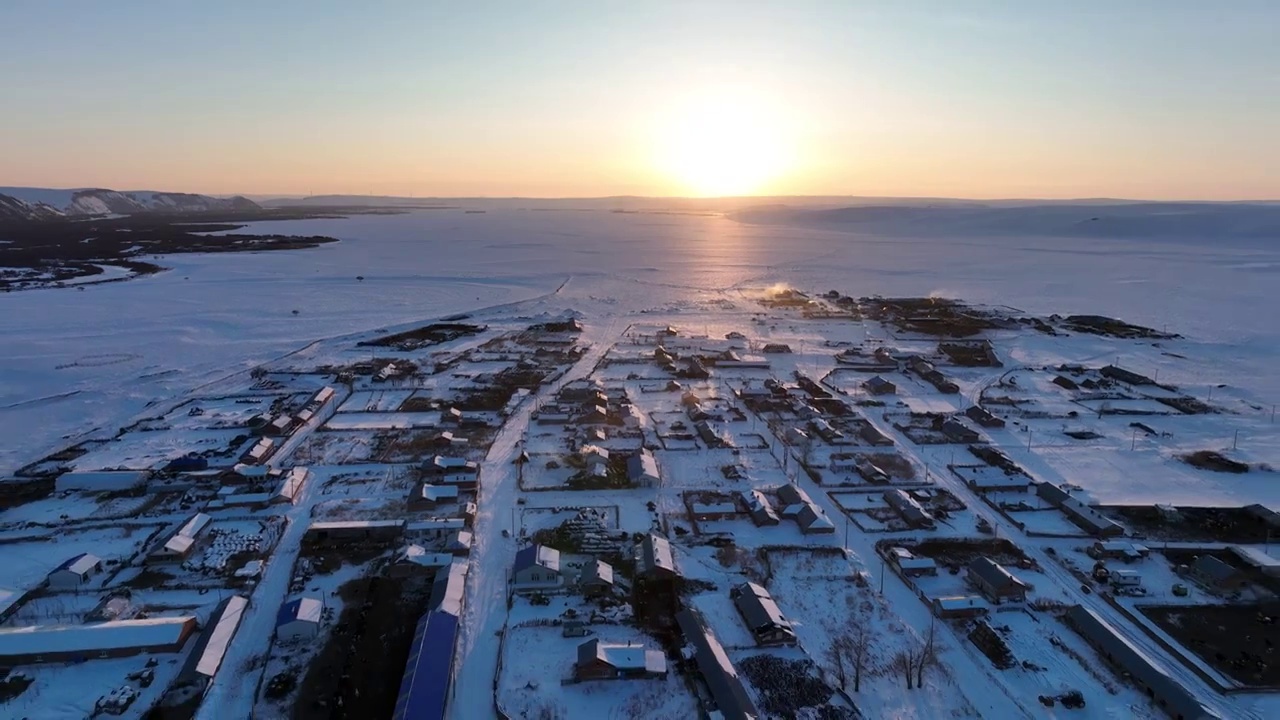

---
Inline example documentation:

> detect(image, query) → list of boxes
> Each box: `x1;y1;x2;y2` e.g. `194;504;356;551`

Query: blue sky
1;1;1276;198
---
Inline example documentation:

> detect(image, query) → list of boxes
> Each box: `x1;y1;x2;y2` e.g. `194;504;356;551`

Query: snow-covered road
449;316;623;720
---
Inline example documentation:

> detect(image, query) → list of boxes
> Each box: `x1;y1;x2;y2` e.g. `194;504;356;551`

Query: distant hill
0;187;259;220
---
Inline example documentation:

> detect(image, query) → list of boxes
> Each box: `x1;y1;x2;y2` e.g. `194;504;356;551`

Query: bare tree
825;635;848;689
914;619;939;689
846;618;871;692
892;648;915;690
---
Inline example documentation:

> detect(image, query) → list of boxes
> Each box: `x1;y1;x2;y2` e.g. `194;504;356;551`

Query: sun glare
656;90;793;197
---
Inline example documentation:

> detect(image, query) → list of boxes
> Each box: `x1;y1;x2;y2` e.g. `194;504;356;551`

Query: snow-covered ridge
0;187;260;220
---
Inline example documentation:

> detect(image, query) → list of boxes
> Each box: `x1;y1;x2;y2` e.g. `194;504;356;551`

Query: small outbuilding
276;597;324;641
47;553;103;590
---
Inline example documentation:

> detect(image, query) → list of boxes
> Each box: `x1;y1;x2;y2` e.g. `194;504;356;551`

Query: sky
0;1;1277;199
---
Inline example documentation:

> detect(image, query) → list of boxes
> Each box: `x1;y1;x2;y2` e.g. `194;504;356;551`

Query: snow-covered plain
3;204;1280;720
5;207;1278;478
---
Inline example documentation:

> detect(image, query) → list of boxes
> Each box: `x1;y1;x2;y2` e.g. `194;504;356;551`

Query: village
1;289;1278;720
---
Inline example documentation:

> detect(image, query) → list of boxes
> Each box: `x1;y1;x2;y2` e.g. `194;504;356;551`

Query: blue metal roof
275;599;301;627
391;609;459;720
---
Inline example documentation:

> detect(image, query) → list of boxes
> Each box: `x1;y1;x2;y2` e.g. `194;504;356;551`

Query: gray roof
732;582;794;639
581;559;615;587
1064;606;1219;720
967;557;1026;591
676;609;760;720
1192;555;1240;585
638;534;678;577
0;616;195;658
776;484;811;507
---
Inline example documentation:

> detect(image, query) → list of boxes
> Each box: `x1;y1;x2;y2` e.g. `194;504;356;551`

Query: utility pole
1027;429;1033;451
1131;427;1137;451
880;559;886;594
1233;430;1239;451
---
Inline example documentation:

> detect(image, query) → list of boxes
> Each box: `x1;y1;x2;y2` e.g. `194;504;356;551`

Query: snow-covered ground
3;207;1280;720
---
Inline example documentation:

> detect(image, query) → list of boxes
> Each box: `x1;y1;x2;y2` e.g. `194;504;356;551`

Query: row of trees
826;616;939;692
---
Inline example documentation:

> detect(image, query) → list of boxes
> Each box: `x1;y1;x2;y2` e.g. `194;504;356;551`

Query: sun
655;90;793;197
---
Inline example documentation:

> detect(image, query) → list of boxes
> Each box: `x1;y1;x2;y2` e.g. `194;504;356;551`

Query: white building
47;553;103;590
275;596;324;641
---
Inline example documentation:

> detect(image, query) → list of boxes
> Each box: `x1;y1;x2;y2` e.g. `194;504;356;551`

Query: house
1088;541;1150;562
47;553;103;590
150;512;213;563
940;418;981;443
690;501;737;522
858;423;894;446
391;545;454;576
627;449;660;486
762;343;792;354
1064;606;1220;720
580;445;610;474
931;596;988;619
810;418;846;443
888;547;938;577
797;504;836;534
636;534;679;580
274;466;310;504
560;379;606;403
579;559;616;597
421;456;479;478
1229;545;1280;578
731;582;797;647
441;407;463;425
447;530;473;555
1100;365;1154;386
275;597;324;641
0;616;198;665
785;427;811;447
512;545;564;592
240;437;275;465
964;406;1006;429
862;376;897;395
884;489;935;529
676;609;760;720
578;405;610;425
181;595;248;684
966;557;1028;604
1190;555;1248;592
264;414;296;437
1052;375;1079;390
410;483;461;510
574;639;667;681
743;490;780;526
695;420;726;448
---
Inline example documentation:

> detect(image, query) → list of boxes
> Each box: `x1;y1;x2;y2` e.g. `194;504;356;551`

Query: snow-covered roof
627;449;659;481
0;616;195;657
397;545;454;569
1230;545;1280;569
934;596;984;611
638;534;677;577
580;444;610;462
276;597;323;627
419;484;460;502
427;456;477;472
194;596;247;678
732;582;792;634
0;588;24;618
310;519;404;531
577;639;666;674
514;544;561;575
175;513;212;540
967;557;1026;590
430;561;468;616
275;467;309;501
52;552;101;577
581;559;615;586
